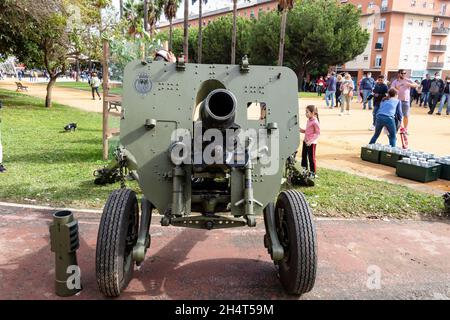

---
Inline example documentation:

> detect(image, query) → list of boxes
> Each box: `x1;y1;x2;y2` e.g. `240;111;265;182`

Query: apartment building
157;0;278;30
341;0;450;82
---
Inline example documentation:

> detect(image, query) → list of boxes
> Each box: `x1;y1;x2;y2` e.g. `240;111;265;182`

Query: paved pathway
0;204;449;300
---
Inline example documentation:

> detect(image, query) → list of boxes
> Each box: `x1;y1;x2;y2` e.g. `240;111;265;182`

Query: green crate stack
361;147;381;164
396;161;442;183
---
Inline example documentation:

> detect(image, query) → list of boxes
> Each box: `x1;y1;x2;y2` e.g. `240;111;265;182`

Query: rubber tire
275;190;317;295
96;188;139;297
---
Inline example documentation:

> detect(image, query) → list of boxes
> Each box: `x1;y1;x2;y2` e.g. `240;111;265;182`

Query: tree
0;0;108;108
249;0;369;88
201;15;253;64
183;0;189;60
160;27;198;61
192;0;207;63
277;0;294;66
231;0;250;65
164;0;181;50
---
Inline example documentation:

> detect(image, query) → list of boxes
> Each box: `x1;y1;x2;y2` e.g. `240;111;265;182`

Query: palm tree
192;0;207;63
119;0;124;19
164;0;180;50
183;0;189;60
148;0;164;36
277;0;294;66
231;0;250;65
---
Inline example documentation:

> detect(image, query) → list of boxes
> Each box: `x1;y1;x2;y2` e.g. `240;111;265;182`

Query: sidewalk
0;204;449;299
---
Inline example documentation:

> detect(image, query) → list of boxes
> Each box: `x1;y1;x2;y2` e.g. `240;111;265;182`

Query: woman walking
336;74;343;110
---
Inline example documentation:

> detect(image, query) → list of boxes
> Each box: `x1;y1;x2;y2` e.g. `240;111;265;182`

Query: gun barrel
200;89;237;129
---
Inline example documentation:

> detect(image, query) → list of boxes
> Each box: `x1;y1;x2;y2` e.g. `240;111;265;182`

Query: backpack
430;80;442;94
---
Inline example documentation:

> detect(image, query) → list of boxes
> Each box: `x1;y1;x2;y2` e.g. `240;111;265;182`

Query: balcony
429;44;447;52
432;27;449;36
427;62;444;69
375;43;383;50
380;6;388;12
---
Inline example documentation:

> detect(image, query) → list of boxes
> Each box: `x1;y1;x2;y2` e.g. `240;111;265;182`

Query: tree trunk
76;57;80;82
143;0;148;32
119;0;123;19
169;18;173;50
198;0;203;63
183;0;189;60
45;76;57;108
231;0;237;65
278;9;288;66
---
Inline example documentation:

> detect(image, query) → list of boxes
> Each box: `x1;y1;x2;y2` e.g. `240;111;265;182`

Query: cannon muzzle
200;89;237;129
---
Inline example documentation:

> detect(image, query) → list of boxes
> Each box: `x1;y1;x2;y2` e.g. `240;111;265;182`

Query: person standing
420;74;432;108
90;72;102;100
370;75;389;131
369;88;403;147
336;74;343;110
325;72;337;108
428;72;445;115
316;76;325;97
360;72;375;110
391;69;418;132
437;76;450;116
415;80;422;105
300;105;321;176
340;73;355;116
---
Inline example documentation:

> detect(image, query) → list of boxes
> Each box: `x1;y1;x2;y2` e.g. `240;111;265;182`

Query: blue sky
112;0;255;21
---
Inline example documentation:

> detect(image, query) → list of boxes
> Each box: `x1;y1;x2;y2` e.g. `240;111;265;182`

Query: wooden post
102;39;110;160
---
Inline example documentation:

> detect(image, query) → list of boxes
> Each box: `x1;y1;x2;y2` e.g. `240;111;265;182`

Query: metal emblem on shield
134;73;152;95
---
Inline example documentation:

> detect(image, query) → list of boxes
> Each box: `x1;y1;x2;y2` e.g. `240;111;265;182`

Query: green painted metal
49;210;81;297
120;60;299;228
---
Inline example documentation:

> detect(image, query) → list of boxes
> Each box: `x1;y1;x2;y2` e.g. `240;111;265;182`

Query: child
369;88;403;147
370;75;388;131
300;105;321;176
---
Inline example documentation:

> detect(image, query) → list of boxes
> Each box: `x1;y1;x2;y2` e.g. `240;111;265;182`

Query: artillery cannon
95;57;317;297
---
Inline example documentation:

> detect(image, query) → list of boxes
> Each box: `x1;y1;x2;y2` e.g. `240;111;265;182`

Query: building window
427;20;432;27
414;55;419;62
375;55;382;67
417;37;421;45
368;2;375;9
379;18;386;31
411;0;416;7
406;37;411;44
381;0;388;9
422;1;427;8
441;4;447;15
363;55;369;61
419;20;424;26
408;19;413;26
404;55;409;61
423;55;427;62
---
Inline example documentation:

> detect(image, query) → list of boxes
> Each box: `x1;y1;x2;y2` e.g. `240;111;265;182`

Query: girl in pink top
300;105;321;175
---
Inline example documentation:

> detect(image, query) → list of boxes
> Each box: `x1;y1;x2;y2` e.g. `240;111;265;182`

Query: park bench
15;82;28;92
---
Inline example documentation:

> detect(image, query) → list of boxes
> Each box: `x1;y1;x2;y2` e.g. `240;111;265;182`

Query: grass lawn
50;81;123;95
298;92;322;99
0;88;445;216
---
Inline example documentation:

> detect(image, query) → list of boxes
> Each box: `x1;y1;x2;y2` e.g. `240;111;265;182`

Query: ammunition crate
380;151;403;167
396;162;441;183
361;147;381;164
439;163;450;180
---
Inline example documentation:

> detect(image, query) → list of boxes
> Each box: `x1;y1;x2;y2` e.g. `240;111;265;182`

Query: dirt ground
1;79;449;194
0;204;449;300
299;97;450;194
